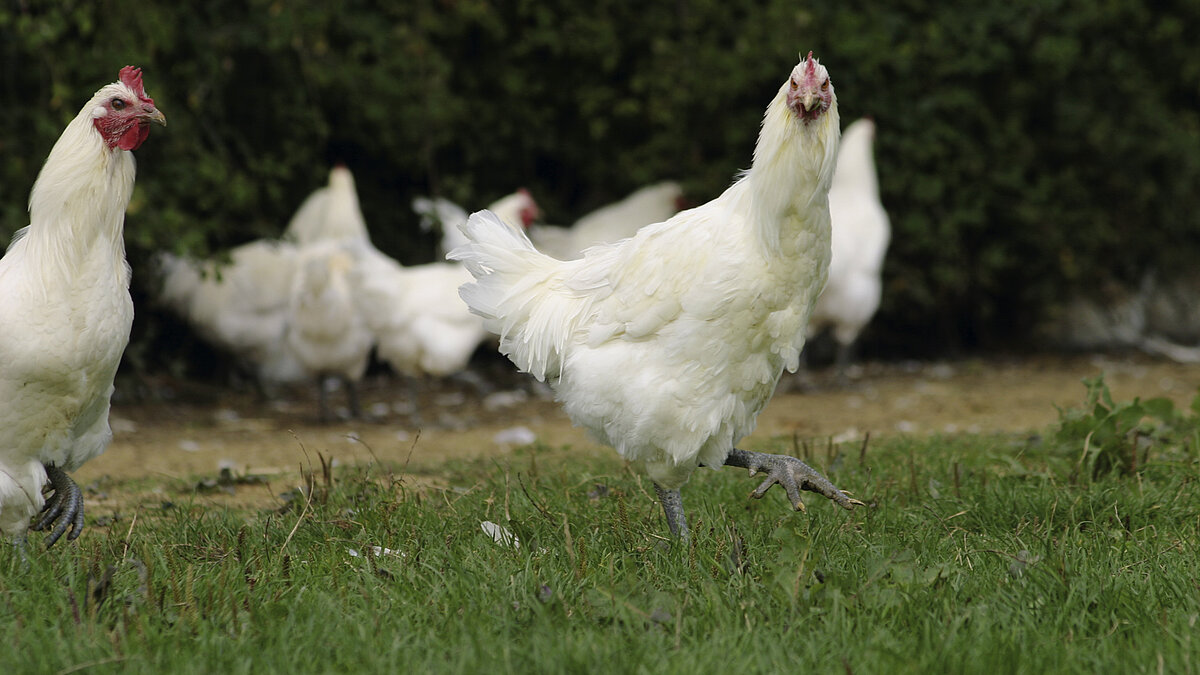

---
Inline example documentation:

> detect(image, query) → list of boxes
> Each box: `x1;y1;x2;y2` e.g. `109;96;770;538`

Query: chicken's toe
32;464;85;548
725;448;860;512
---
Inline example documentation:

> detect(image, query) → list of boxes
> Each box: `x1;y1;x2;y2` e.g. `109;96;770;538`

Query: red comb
805;51;817;74
118;66;154;104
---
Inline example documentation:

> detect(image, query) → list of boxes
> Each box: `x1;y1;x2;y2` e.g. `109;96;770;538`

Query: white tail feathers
449;210;581;381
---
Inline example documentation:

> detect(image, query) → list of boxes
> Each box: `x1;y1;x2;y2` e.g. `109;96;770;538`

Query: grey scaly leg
723;448;864;512
31;464;85;548
654;483;690;541
12;535;30;568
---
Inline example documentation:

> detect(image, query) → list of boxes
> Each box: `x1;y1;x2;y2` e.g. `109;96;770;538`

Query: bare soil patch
77;353;1200;515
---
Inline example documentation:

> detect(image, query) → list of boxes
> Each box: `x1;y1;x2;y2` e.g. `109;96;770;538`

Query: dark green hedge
2;0;1197;372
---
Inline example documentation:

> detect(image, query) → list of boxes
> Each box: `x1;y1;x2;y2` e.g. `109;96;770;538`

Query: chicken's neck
741;93;840;258
23;108;136;288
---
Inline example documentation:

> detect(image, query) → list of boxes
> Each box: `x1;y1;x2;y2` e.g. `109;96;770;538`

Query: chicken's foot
32;464;85;548
723;448;864;512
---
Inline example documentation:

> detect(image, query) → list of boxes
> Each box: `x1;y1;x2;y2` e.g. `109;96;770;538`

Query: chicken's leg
833;340;854;385
344;377;363;420
723;448;863;512
31;464;85;548
654;483;690;541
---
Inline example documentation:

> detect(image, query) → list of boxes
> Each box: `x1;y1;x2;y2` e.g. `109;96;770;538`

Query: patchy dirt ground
73;352;1200;515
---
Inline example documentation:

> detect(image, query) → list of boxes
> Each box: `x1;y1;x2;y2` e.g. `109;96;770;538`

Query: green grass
2;419;1198;673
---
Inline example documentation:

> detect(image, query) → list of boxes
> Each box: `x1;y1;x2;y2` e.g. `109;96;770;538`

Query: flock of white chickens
1;51;891;551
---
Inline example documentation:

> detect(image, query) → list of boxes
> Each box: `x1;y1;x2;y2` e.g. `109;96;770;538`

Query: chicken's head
92;66;166;151
516;188;540;228
786;52;834;123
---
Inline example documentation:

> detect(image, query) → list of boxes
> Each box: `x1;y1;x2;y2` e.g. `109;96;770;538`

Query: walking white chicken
0;67;165;551
451;52;862;538
529;181;685;260
806;118;890;378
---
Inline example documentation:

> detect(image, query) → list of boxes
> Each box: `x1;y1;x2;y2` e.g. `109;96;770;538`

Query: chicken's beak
142;106;167;127
800;91;817;112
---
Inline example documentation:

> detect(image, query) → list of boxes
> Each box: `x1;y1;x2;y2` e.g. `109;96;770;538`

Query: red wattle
117;124;150;151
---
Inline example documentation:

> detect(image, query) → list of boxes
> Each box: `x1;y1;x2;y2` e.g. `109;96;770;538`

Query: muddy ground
73;352;1200;515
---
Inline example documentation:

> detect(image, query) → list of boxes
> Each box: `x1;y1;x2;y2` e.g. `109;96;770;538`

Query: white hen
285;239;374;421
354;190;539;385
283;165;371;245
529;181;685;260
452;52;862;538
155;165;373;394
805;118;890;377
155;239;305;387
0;67;165;550
416;189;540;258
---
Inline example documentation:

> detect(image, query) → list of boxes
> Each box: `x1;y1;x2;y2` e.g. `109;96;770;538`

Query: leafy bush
1053;374;1200;479
1;0;1197;373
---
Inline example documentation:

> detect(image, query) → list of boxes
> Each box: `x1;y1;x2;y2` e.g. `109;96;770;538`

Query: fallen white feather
481;521;520;548
348;546;405;558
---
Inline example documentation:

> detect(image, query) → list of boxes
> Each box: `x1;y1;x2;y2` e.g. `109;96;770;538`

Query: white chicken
805;118;890;378
155;239;305;387
285;239;374;421
528;181;685;260
451;52;862;538
283;165;371;245
154;165;373;396
415;189;541;258
0;67;165;550
354;189;540;386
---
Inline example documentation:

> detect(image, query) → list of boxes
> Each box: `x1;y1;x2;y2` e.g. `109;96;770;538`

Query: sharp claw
723;448;859;515
33;465;84;548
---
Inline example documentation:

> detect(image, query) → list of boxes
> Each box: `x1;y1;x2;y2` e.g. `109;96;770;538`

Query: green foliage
2;433;1198;673
1053;374;1200;479
2;0;1199;367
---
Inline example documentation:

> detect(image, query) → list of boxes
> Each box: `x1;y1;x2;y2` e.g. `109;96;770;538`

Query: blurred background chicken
0;67;165;551
452;52;861;539
528;181;685;260
416;188;540;258
286;239;374;421
354;190;539;420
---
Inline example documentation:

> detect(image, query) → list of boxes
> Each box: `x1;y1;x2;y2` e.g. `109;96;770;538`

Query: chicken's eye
110;98;126;110
789;78;798;91
820;79;829;91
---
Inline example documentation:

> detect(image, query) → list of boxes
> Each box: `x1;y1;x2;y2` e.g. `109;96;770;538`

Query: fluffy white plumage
806;118;890;368
155;239;305;385
529;181;685;260
0;68;164;544
451;53;842;491
286;239;374;418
